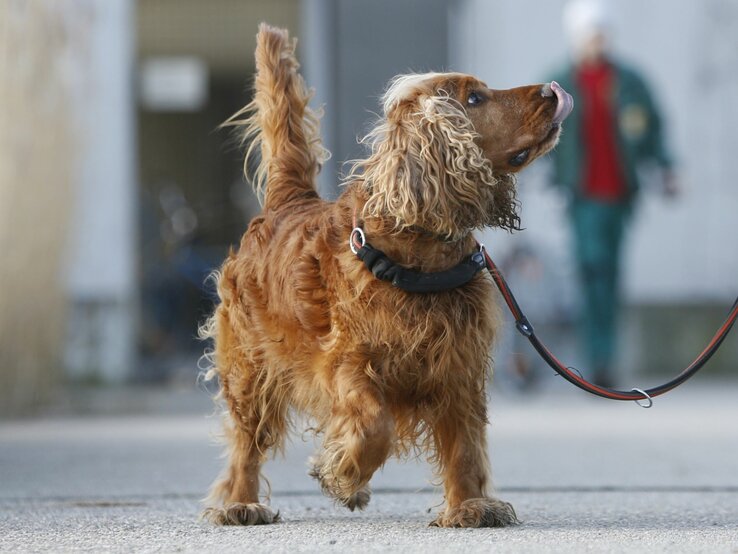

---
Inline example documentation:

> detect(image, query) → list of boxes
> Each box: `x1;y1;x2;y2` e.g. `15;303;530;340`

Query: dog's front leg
310;353;394;511
430;399;519;528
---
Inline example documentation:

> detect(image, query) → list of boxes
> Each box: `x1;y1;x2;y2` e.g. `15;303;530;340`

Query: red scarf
577;61;627;201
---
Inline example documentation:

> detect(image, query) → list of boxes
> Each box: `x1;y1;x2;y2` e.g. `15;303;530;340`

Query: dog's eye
467;91;483;106
509;149;530;167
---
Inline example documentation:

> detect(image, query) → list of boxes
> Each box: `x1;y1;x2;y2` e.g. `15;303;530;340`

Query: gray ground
1;382;737;553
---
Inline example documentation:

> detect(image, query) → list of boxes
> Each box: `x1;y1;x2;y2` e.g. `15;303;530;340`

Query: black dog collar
350;227;487;293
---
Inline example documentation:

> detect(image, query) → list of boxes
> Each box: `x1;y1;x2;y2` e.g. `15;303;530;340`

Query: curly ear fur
350;84;520;238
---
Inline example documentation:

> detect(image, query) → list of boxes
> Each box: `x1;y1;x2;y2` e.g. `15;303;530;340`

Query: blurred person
546;0;677;387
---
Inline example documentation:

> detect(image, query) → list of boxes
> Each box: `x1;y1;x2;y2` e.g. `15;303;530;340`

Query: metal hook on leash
631;388;653;409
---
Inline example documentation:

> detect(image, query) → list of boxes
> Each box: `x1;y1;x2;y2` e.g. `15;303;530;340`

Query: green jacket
547;59;673;203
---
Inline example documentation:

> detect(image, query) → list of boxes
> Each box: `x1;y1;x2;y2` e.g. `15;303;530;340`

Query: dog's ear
356;90;518;237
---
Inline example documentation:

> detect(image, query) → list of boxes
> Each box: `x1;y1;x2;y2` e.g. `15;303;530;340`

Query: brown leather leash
481;244;738;407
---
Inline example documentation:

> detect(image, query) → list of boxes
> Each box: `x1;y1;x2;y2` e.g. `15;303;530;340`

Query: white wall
450;0;738;303
64;0;137;381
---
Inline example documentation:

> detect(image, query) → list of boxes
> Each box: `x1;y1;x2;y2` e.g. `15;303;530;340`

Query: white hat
563;0;612;53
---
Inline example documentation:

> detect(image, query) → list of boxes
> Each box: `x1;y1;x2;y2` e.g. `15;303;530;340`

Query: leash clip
349;227;366;255
631;388;653;409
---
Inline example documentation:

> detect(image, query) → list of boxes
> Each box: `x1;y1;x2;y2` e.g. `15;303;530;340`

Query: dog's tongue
551;81;574;125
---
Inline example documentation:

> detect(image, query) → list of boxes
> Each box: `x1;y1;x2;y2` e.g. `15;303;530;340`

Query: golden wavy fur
201;24;569;528
355;75;519;240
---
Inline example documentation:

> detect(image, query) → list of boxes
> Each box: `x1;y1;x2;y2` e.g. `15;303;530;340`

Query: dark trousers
571;199;628;375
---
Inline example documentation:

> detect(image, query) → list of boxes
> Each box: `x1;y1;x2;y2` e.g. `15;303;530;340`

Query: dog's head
355;73;573;239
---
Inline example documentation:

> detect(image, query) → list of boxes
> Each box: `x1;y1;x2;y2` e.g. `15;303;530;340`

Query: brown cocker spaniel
201;24;573;528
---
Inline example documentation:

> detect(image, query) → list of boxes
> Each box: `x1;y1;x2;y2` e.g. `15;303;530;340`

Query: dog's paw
201;502;280;526
309;460;371;510
343;486;371;511
430;497;519;528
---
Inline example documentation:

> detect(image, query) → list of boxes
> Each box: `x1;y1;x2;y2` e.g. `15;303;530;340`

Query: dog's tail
224;24;328;211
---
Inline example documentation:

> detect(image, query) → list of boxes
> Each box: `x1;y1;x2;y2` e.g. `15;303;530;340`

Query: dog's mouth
504;124;562;171
539;81;572;152
535;82;574;155
509;83;573;167
538;123;562;151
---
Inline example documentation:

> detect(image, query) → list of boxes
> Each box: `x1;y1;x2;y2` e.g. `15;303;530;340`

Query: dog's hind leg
429;395;519;528
310;354;394;510
202;360;289;526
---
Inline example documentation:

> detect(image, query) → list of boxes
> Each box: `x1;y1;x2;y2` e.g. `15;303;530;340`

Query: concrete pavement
1;382;737;552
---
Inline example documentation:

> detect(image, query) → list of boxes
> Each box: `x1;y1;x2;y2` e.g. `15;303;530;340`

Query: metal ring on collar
349;227;366;255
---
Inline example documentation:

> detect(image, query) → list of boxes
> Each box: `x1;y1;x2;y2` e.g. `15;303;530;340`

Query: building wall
64;0;137;382
302;0;449;198
0;0;79;412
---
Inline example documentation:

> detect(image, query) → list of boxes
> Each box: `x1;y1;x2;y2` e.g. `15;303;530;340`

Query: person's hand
662;169;680;200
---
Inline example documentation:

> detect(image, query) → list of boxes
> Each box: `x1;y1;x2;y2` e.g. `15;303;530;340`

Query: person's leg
571;201;624;385
594;203;628;383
